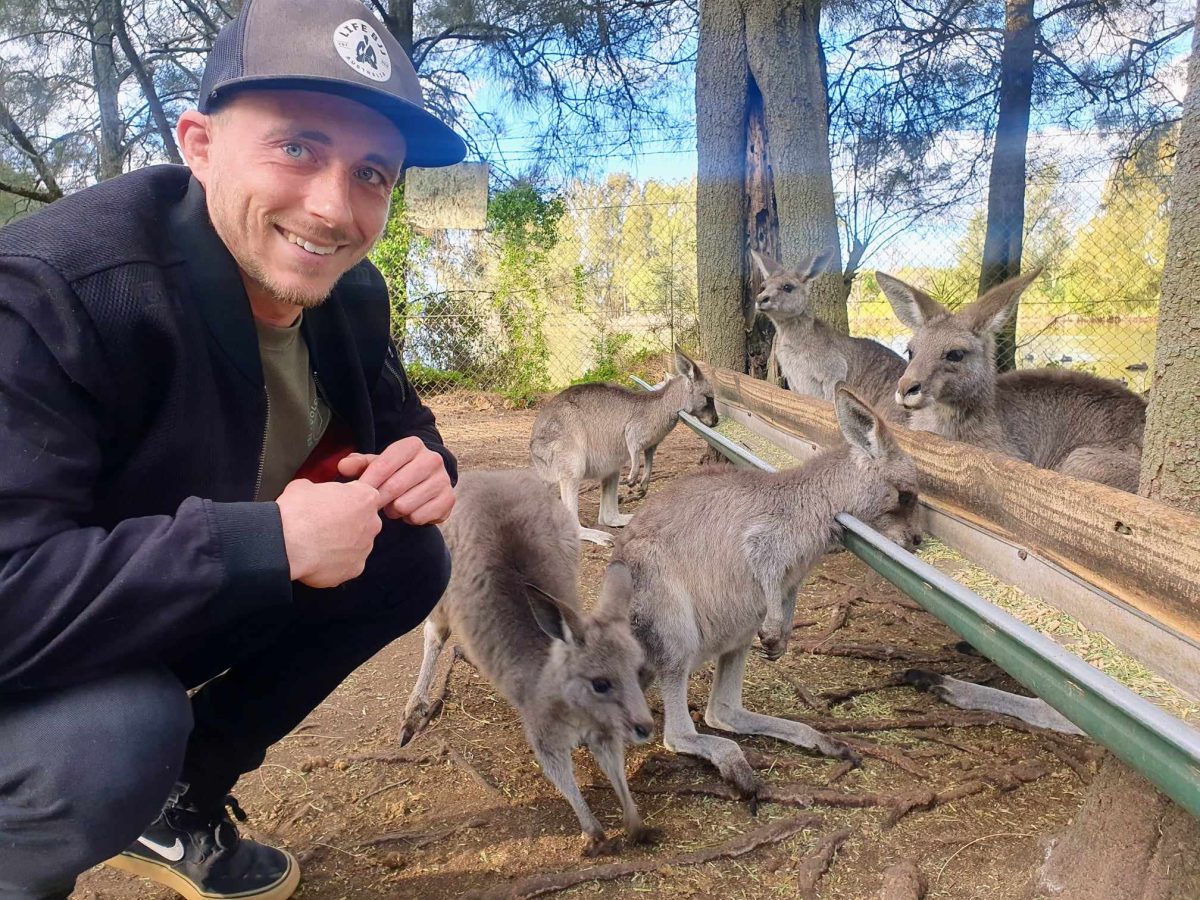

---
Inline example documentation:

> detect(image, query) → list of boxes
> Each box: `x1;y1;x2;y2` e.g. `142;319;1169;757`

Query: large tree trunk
1025;11;1200;896
744;0;844;331
90;2;125;180
696;0;751;371
1139;13;1200;512
696;0;845;373
978;0;1035;372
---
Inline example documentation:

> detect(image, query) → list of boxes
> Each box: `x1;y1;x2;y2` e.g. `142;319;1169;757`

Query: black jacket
0;165;455;692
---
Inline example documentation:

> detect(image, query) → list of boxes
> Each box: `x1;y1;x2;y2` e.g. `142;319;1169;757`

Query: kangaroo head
751;248;836;322
673;343;718;427
834;386;923;551
526;563;654;746
876;270;1040;413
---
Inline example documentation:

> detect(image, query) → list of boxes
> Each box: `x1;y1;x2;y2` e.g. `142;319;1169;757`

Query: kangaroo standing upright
399;469;657;855
876;270;1146;491
610;388;923;794
752;250;908;419
530;345;718;544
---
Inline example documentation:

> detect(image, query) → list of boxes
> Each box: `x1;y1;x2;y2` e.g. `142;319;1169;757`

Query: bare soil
77;394;1095;900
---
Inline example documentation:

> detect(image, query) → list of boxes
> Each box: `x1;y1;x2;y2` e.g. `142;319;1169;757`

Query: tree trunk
90;1;125;180
1025;16;1200;895
696;0;845;373
978;0;1035;371
696;0;751;372
1139;7;1200;512
390;0;414;56
745;0;845;332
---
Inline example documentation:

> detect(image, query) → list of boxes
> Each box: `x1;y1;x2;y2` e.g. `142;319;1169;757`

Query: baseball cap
198;0;467;168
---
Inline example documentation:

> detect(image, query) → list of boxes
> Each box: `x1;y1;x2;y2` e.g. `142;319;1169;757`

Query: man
0;1;467;897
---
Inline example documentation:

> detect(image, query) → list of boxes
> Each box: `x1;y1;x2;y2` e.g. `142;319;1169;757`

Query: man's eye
356;167;384;185
283;143;305;159
945;349;965;362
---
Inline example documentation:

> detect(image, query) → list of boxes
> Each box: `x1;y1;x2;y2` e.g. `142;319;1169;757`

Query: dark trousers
0;521;449;900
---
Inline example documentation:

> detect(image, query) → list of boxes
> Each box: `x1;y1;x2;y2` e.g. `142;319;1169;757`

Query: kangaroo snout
896;375;925;409
630;719;655;744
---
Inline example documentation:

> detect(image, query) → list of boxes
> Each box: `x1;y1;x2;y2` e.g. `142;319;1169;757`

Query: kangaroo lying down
610;387;923;794
399;469;657;855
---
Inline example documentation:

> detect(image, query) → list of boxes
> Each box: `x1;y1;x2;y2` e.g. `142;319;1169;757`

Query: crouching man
0;1;467;897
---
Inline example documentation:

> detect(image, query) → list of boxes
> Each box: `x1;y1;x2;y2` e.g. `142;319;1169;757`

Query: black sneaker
105;788;300;900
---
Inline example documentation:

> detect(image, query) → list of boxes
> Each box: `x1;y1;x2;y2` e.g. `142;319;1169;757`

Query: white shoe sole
104;849;300;900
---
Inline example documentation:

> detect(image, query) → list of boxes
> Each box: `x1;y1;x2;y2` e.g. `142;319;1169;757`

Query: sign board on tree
403;161;489;232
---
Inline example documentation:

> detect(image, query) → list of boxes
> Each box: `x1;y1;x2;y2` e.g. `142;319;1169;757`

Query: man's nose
306;166;354;231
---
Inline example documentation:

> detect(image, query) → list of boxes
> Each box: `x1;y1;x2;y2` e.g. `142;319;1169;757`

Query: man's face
191;89;406;308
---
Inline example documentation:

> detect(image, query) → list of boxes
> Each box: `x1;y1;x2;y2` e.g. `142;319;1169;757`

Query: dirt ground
77;393;1098;900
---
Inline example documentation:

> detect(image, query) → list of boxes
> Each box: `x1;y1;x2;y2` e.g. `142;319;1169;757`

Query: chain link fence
392;140;1166;400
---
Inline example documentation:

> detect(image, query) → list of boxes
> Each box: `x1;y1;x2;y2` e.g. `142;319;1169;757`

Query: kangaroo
903;670;1084;735
752;249;908;419
529;345;718;545
399;469;657;855
876;270;1146;491
610;387;923;795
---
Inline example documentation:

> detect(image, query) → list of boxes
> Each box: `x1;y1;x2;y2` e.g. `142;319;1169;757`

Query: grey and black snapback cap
198;0;467;168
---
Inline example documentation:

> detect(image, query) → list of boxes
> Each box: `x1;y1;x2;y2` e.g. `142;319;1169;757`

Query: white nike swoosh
137;835;185;862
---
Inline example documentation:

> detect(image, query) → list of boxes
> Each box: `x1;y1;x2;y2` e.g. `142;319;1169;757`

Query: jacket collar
167;176;264;387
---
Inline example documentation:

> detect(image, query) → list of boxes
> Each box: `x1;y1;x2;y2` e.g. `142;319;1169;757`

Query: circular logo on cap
333;19;391;82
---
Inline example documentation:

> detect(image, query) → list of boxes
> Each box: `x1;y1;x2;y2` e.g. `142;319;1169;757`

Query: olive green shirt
254;313;331;500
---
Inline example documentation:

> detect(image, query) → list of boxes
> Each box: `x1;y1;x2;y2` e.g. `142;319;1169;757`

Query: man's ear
177;109;216;187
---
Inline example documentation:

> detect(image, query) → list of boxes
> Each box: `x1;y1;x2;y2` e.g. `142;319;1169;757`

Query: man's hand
276;479;383;587
337;437;455;526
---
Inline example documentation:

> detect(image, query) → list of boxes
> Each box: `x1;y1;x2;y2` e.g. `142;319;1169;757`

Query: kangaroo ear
803;245;838;280
750;249;780;280
526;582;584;646
962;269;1040;336
876;272;946;330
835;385;892;460
673;343;698;380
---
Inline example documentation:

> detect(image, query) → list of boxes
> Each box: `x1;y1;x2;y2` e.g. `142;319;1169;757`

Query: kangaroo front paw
582;832;619;857
829;740;863;768
397;704;428;746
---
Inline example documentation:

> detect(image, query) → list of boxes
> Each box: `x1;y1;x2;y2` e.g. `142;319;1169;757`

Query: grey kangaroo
530;345;718;545
752;249;908;419
399;469;657;855
610;387;923;794
876;270;1146;491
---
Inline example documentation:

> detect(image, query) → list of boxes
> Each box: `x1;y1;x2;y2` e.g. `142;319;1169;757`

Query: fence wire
390;149;1164;400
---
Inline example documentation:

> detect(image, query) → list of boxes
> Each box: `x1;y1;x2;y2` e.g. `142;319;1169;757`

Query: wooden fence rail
711;368;1200;659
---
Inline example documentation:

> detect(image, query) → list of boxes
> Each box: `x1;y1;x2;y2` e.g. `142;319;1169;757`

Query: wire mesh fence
391;142;1166;400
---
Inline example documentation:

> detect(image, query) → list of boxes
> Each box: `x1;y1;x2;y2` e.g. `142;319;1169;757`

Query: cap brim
207;76;468;168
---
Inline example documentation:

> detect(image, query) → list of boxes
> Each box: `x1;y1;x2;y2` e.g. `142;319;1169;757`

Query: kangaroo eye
782;283;794;293
945;349;965;362
591;678;612;694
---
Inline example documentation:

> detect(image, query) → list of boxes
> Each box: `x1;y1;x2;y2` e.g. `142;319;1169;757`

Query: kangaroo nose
912;534;923;547
902;381;922;397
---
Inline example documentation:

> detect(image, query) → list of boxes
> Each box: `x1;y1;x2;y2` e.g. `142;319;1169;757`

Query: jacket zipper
384;343;407;404
254;387;269;500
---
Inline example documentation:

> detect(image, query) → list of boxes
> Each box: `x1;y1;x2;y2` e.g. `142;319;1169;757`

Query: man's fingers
400;490;456;526
384;473;446;518
355;439;423;489
375;451;444;509
337;453;375;478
